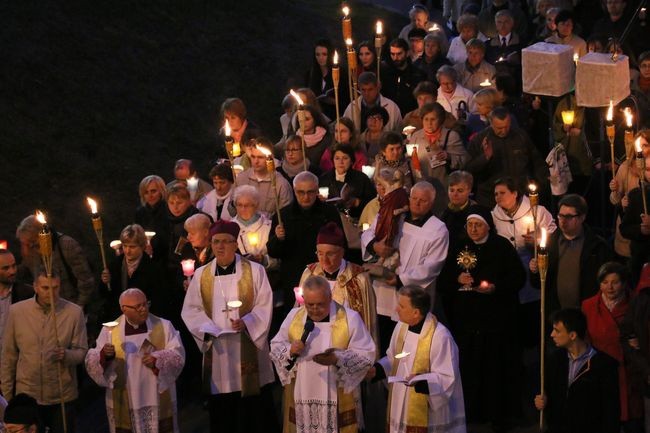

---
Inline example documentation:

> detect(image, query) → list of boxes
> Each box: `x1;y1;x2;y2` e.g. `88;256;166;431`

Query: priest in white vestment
85;289;185;433
181;219;277;433
368;285;466;433
270;275;375;433
361;181;449;352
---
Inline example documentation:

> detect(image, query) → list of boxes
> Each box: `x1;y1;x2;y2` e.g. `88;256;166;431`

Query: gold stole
199;257;259;397
386;314;437;433
282;303;357;433
111;315;174;433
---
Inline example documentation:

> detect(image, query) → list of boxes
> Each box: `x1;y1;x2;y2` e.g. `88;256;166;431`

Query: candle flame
345;37;353;47
109;240;122;249
428;24;440;32
636;137;643;154
86;197;98;214
497;56;505;62
528;183;537;193
573;53;579;62
181;259;195;277
256;144;273;158
606;100;614;122
102;321;119;328
394;351;410;359
289;89;304;106
227;300;243;309
540;228;547;249
224;119;231;136
333;50;338;65
624;107;633;128
35;210;47;225
376;21;382;35
342;6;349;17
479;79;491;87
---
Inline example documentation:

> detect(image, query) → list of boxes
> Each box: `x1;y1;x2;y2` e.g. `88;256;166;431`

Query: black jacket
267;199;342;305
379;60;425;115
318;169;376;219
545;349;620;433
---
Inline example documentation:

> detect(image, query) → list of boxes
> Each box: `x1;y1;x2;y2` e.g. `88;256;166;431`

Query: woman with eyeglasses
438;206;526;429
360;105;389;160
100;224;168;321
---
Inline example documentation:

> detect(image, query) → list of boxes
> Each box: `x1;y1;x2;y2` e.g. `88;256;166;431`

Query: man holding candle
181;219;277;433
270;275;375;433
1;268;88;433
453;39;497;93
235;137;293;217
367;285;466;433
85;288;185;433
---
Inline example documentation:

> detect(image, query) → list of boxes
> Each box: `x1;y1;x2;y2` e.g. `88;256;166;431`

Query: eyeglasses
211;239;237;245
121;301;150;311
295;189;318;196
557;213;580;220
285;148;301;153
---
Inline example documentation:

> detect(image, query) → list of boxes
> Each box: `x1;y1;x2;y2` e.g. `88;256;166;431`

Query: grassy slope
0;1;406;260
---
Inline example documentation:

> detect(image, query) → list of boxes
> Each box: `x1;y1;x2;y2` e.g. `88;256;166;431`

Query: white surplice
361;215;449;320
181;255;274;394
85;316;185;433
270;302;376;433
378;315;466;433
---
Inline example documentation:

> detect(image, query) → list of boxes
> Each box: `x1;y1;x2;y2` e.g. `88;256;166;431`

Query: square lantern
576;52;630;107
522;42;574;97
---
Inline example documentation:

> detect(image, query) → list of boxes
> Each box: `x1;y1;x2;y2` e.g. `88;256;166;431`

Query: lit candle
145;231;156;242
406;143;417;157
634;137;649;214
561;110;575;127
362;223;370;231
109;240;122;255
233;164;244;175
0;240;6;250
624;108;634;153
606;100;616;177
294;286;304;305
181;259;195;278
87;197;110;290
247;232;260;248
539;228;547;250
522;215;534;233
573;52;579;65
497;56;505;63
319;187;330;198
103;321;119;342
479;280;489;290
332;50;340;125
361;165;375;179
290;89;308;172
342;6;352;40
375;21;383;79
232;142;241;157
394;351;410;359
402;125;416;137
428;24;440;32
479;78;492;87
528;183;538;207
187;176;199;201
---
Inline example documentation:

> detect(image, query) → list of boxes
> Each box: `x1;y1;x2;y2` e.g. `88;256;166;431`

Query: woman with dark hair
374;131;415;190
305;39;347;121
357;41;378;77
438;205;526;428
215;97;261;165
196;163;235;222
409;102;467;183
294;104;331;169
320;117;368;172
319;143;376;219
414;33;451;83
360;105;389;160
582;262;642;430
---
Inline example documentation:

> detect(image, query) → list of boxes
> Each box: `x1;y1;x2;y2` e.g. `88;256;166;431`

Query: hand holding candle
87;197;111;290
332;50;340;125
294;286;304;305
103;321;119;342
187;177;199;202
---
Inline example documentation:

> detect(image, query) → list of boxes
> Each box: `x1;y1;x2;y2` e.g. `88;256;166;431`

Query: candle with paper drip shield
402;125;416;138
294;286;304;305
181;258;195;281
109;240;122;255
479;78;492;87
227;300;243;321
405;143;418;157
103;321;119;341
186;176;199;202
319;187;330;199
361;165;375;179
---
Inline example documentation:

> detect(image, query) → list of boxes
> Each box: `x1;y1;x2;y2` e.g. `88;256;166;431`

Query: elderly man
343;72;402;132
101;224;168;321
436;65;475;120
478;0;528;41
380;38;426;115
466;107;549;207
368;285;466;433
181;219;277;433
270;275;375;433
453;39;496;93
362;181;449;353
235;138;293;217
16;215;95;310
267;171;342;311
485;10;524;66
0;250;34;348
85;289;185;433
1;269;88;433
299;222;377;341
530;194;611;313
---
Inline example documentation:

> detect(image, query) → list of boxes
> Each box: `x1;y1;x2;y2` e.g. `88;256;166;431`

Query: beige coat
1;297;88;404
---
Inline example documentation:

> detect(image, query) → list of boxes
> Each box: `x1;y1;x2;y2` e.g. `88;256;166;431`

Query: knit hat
466;205;495;231
316;222;345;248
4;394;39;426
209;219;240;239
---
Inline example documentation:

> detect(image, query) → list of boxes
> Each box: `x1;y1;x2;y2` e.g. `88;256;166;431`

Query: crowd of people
2;0;650;432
